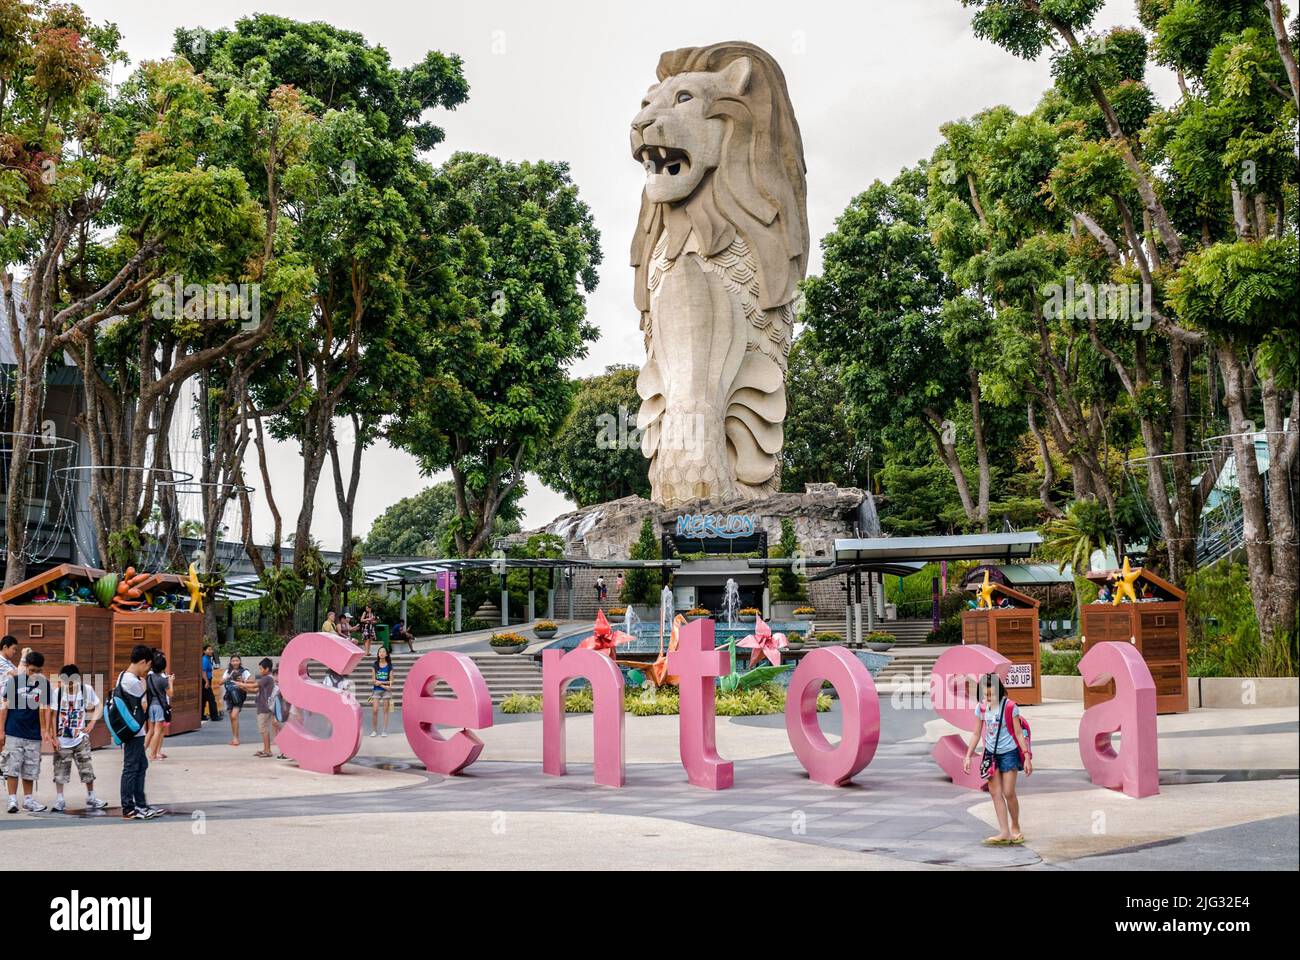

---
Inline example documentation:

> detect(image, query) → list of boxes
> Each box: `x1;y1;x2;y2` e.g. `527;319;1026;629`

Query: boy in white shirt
50;664;108;812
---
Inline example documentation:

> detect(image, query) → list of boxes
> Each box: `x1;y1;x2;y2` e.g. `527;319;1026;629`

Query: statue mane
631;41;809;315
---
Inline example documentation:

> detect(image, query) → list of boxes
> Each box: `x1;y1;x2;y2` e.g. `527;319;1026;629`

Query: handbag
979;697;1006;781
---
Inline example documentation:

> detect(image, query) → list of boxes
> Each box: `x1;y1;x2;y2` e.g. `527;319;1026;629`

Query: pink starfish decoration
578;609;636;659
738;616;788;668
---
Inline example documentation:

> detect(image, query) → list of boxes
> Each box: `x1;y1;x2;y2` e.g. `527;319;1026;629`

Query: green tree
780;329;872;491
621;516;661;606
363;481;521;557
392;153;602;556
536;365;650;507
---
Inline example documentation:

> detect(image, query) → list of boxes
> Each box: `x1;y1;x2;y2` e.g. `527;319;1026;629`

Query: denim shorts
993;750;1023;773
148;702;167;722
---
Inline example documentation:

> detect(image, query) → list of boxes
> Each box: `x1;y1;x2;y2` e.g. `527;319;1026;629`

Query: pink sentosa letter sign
276;632;363;774
666;617;733;790
542;647;625;787
402;651;493;776
929;644;1010;790
784;647;880;786
1078;641;1159;798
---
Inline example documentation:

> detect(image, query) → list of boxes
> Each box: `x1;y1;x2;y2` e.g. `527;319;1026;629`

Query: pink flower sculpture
578;609;636;659
738;616;788;668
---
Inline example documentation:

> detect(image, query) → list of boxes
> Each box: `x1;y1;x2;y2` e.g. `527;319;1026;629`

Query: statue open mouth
635;144;691;177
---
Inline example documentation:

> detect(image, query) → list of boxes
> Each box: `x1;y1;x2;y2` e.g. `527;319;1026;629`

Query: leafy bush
498;683;830;716
926;614;962;644
865;630;895;644
1185;561;1295;677
739;607;760;616
687;607;710;616
813;631;844;644
224;630;289;657
1050;637;1082;651
621;517;662;606
1040;650;1082;675
490;632;528;647
534;620;557;631
792;606;816;616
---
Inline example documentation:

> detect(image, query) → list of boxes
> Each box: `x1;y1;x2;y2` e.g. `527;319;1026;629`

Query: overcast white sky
80;0;1177;549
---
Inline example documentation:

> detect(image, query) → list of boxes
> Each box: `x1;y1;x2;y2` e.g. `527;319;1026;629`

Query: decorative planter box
493;644;527;656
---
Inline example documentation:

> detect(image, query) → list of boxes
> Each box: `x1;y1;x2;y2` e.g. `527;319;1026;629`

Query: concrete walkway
3;693;1294;870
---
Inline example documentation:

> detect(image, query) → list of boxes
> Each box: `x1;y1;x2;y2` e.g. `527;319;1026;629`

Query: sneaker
23;798;47;813
380;730;388;737
6;801;17;814
369;731;377;738
122;808;138;820
53;797;66;813
138;806;166;819
86;797;108;810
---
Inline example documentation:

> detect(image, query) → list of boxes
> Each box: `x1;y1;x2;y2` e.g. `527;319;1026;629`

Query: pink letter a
1079;641;1159;798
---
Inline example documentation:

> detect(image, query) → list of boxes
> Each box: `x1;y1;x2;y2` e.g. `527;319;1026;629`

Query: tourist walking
200;643;221;721
369;647;394;738
1;649;51;814
222;656;256;747
145;653;173;761
360;605;378;655
253;658;280;758
595;576;606;603
114;645;163;819
963;673;1032;845
49;665;108;812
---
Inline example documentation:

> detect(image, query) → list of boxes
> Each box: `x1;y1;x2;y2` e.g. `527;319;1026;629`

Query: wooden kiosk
961;582;1042;705
0;565;205;741
1081;567;1188;714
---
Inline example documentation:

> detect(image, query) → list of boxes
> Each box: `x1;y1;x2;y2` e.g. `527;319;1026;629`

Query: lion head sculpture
630;41;809;316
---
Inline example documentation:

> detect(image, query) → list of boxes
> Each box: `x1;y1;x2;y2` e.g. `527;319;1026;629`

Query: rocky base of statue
519;483;869;562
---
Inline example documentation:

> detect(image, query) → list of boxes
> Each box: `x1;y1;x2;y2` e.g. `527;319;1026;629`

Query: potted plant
792;606;816;618
534;620;558;640
490;632;529;655
737;606;760;624
866;630;896;652
785;630;804;651
814;630;844;648
686;607;711;621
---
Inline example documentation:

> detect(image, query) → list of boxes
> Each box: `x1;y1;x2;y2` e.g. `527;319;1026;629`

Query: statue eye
676;91;693;104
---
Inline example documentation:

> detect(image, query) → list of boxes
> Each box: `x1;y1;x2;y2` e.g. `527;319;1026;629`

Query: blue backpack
105;672;146;745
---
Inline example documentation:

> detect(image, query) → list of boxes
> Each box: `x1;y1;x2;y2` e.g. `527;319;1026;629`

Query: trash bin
376;623;391;651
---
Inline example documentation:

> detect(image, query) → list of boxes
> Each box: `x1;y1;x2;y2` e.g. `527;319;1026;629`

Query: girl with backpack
962;672;1032;846
145;653;174;761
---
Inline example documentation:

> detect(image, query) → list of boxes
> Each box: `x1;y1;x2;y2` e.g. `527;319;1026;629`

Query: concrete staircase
307;651;544;707
873;644;953;684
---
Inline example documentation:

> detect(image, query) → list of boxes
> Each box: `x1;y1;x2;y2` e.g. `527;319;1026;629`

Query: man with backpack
1;649;52;814
111;645;163;820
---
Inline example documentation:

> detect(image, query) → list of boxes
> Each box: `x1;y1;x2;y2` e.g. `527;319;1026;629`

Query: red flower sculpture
578;609;636;659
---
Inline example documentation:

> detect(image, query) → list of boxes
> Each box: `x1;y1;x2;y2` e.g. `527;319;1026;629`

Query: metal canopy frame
832;531;1043;567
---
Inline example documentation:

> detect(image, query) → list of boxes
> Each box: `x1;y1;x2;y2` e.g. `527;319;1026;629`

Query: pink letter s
929;644;1010;791
276;632;363;774
402;651;493;776
1078;641;1159;798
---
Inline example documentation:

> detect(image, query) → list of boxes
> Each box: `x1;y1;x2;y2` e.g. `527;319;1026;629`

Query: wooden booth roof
1084;565;1186;601
971;580;1040;609
0;563;107;605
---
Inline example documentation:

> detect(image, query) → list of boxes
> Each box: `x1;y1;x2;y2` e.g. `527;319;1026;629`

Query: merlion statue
631;41;808;507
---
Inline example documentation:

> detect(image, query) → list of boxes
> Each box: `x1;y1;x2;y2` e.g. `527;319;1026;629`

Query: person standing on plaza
962;672;1032;846
49;665;108;812
114;645;162;819
200;643;221;722
145;653;173;761
252;658;281;758
0;635;20;691
222;655;256;747
360;604;378;655
368;646;394;738
1;649;52;814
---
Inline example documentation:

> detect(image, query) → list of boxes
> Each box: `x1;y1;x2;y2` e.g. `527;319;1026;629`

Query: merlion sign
675;513;757;539
630;42;809;506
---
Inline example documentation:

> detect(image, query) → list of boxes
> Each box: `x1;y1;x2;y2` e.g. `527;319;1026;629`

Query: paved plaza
4;688;1295;870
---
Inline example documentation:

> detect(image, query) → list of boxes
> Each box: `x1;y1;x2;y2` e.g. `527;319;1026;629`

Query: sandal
1009;835;1026;845
982;836;1010;846
252;750;272;758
